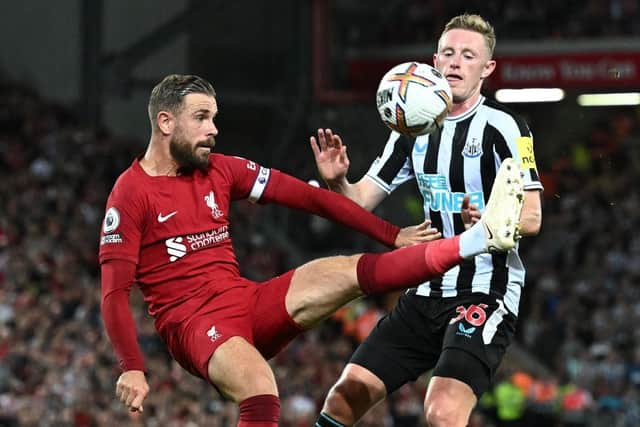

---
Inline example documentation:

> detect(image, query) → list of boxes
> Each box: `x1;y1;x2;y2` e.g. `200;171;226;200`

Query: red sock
237;394;280;427
357;236;462;295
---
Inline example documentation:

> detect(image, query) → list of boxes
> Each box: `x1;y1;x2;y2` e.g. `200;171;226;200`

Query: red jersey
100;153;401;372
100;154;269;327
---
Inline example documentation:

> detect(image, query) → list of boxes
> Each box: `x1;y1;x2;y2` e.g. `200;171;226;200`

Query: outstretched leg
286;236;462;328
287;157;524;328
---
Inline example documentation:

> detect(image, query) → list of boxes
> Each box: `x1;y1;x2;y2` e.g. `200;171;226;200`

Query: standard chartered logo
186;226;229;250
165;226;230;262
165;237;187;262
416;173;484;213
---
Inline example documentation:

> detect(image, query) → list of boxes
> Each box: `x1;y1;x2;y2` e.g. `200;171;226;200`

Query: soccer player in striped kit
312;14;543;427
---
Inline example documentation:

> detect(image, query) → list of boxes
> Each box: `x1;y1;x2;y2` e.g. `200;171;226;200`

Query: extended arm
261;169;400;247
330;177;389;212
310;128;388;211
309;128;441;244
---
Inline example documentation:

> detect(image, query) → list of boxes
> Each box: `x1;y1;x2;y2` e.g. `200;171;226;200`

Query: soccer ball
376;62;452;137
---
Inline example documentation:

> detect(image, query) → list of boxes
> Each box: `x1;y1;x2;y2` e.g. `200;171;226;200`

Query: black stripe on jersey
481;124;511;295
483;98;530;136
456;259;476;292
424;127;443;293
492;125;513;163
377;135;415;186
485;123;540;188
490;252;509;297
449;117;476;290
424;127;442;233
480;141;497;204
450;117;471;234
484;98;541;182
480;124;505;201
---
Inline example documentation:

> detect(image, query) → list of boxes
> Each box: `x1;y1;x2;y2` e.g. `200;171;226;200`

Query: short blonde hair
441;14;496;57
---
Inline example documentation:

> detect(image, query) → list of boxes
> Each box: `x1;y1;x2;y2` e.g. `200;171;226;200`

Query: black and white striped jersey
366;95;543;315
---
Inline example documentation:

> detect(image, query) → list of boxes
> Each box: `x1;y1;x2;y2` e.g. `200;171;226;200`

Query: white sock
459;221;487;258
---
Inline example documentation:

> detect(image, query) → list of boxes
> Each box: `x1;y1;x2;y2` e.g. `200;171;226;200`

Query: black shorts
349;289;517;397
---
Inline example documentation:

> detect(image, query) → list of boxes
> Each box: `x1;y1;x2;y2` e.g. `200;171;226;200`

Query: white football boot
482;158;525;252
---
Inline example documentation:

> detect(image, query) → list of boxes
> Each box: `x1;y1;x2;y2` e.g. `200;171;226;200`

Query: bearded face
169;124;215;174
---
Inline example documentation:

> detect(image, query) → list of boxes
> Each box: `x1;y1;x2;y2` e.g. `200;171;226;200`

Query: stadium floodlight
577;92;640;107
495;88;565;103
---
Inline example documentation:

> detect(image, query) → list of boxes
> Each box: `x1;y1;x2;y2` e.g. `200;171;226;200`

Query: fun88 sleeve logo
416;173;484;212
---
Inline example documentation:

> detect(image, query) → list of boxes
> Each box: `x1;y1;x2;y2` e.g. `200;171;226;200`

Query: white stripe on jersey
248;166;271;203
366;96;543;315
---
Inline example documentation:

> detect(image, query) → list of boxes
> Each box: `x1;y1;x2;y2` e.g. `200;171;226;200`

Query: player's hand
310;128;350;187
461;195;481;230
395;220;442;248
116;370;149;413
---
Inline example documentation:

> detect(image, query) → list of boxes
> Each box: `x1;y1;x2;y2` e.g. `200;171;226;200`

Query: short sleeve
214;155;272;203
365;131;416;194
99;181;145;264
488;109;543;192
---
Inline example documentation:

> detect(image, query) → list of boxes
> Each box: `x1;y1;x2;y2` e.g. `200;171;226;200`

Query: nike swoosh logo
157;211;178;223
486;226;493;240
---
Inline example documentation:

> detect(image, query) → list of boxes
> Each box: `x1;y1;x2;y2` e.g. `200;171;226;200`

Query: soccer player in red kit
99;74;524;426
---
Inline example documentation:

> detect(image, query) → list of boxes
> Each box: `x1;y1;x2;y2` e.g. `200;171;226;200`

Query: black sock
315;412;347;427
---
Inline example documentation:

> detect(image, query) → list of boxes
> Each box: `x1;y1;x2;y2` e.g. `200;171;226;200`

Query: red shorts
159;270;303;381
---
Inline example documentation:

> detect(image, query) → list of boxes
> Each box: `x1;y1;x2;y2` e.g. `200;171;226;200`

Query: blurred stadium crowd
2;2;640;425
2;82;640;427
334;0;640;47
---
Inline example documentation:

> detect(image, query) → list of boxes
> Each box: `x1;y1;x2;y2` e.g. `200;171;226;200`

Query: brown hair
148;74;216;129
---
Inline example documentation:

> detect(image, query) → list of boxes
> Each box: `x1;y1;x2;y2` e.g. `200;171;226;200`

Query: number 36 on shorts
449;299;509;345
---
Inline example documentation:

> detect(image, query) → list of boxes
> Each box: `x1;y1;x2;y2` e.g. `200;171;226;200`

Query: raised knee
323;376;383;425
323;380;358;423
425;399;462;427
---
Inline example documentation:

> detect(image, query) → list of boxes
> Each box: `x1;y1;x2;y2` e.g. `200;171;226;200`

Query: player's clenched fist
116;370;149;413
